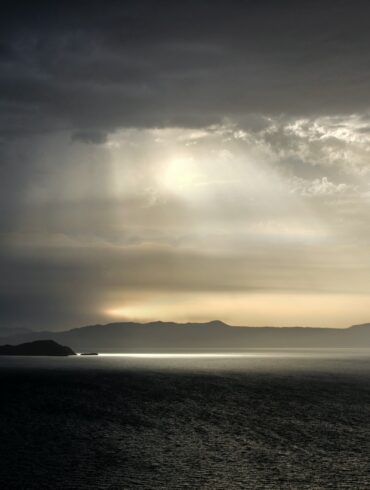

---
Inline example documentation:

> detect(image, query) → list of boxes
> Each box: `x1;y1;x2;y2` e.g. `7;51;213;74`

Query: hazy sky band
1;0;370;329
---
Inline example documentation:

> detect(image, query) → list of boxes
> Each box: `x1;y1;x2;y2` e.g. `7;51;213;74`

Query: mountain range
1;320;370;353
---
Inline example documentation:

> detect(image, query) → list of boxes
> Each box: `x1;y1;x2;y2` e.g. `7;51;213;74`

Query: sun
160;157;202;196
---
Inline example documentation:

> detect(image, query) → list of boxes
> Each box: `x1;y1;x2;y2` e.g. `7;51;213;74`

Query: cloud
2;1;370;139
290;177;354;197
71;130;108;145
2;236;370;329
2;1;370;328
230;114;370;178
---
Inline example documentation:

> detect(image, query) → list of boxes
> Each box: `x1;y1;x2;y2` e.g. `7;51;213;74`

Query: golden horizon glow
103;291;370;328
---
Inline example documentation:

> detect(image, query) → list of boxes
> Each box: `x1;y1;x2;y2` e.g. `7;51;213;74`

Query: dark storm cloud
1;0;370;137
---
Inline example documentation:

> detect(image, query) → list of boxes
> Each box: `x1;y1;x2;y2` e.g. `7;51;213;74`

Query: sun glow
160;156;203;196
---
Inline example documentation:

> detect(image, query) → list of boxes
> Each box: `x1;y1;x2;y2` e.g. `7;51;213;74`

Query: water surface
1;349;370;489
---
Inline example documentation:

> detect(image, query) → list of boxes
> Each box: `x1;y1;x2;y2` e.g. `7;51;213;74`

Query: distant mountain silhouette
1;321;370;353
0;340;75;356
0;326;32;337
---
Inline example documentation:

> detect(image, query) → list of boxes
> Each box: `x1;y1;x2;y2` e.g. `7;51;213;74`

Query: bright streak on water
94;353;252;358
76;349;370;359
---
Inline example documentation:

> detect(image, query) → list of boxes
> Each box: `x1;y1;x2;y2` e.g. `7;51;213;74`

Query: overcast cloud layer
1;0;370;329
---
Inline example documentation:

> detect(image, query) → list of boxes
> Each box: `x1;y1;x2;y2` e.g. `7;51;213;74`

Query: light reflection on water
96;353;256;358
93;348;370;359
1;349;370;373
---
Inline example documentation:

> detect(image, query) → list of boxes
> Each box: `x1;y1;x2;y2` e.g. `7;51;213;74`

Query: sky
1;0;370;330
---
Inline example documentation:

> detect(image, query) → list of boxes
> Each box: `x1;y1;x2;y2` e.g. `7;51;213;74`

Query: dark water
1;350;370;489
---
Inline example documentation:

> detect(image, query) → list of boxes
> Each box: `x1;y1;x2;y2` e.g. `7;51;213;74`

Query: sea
1;349;370;489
